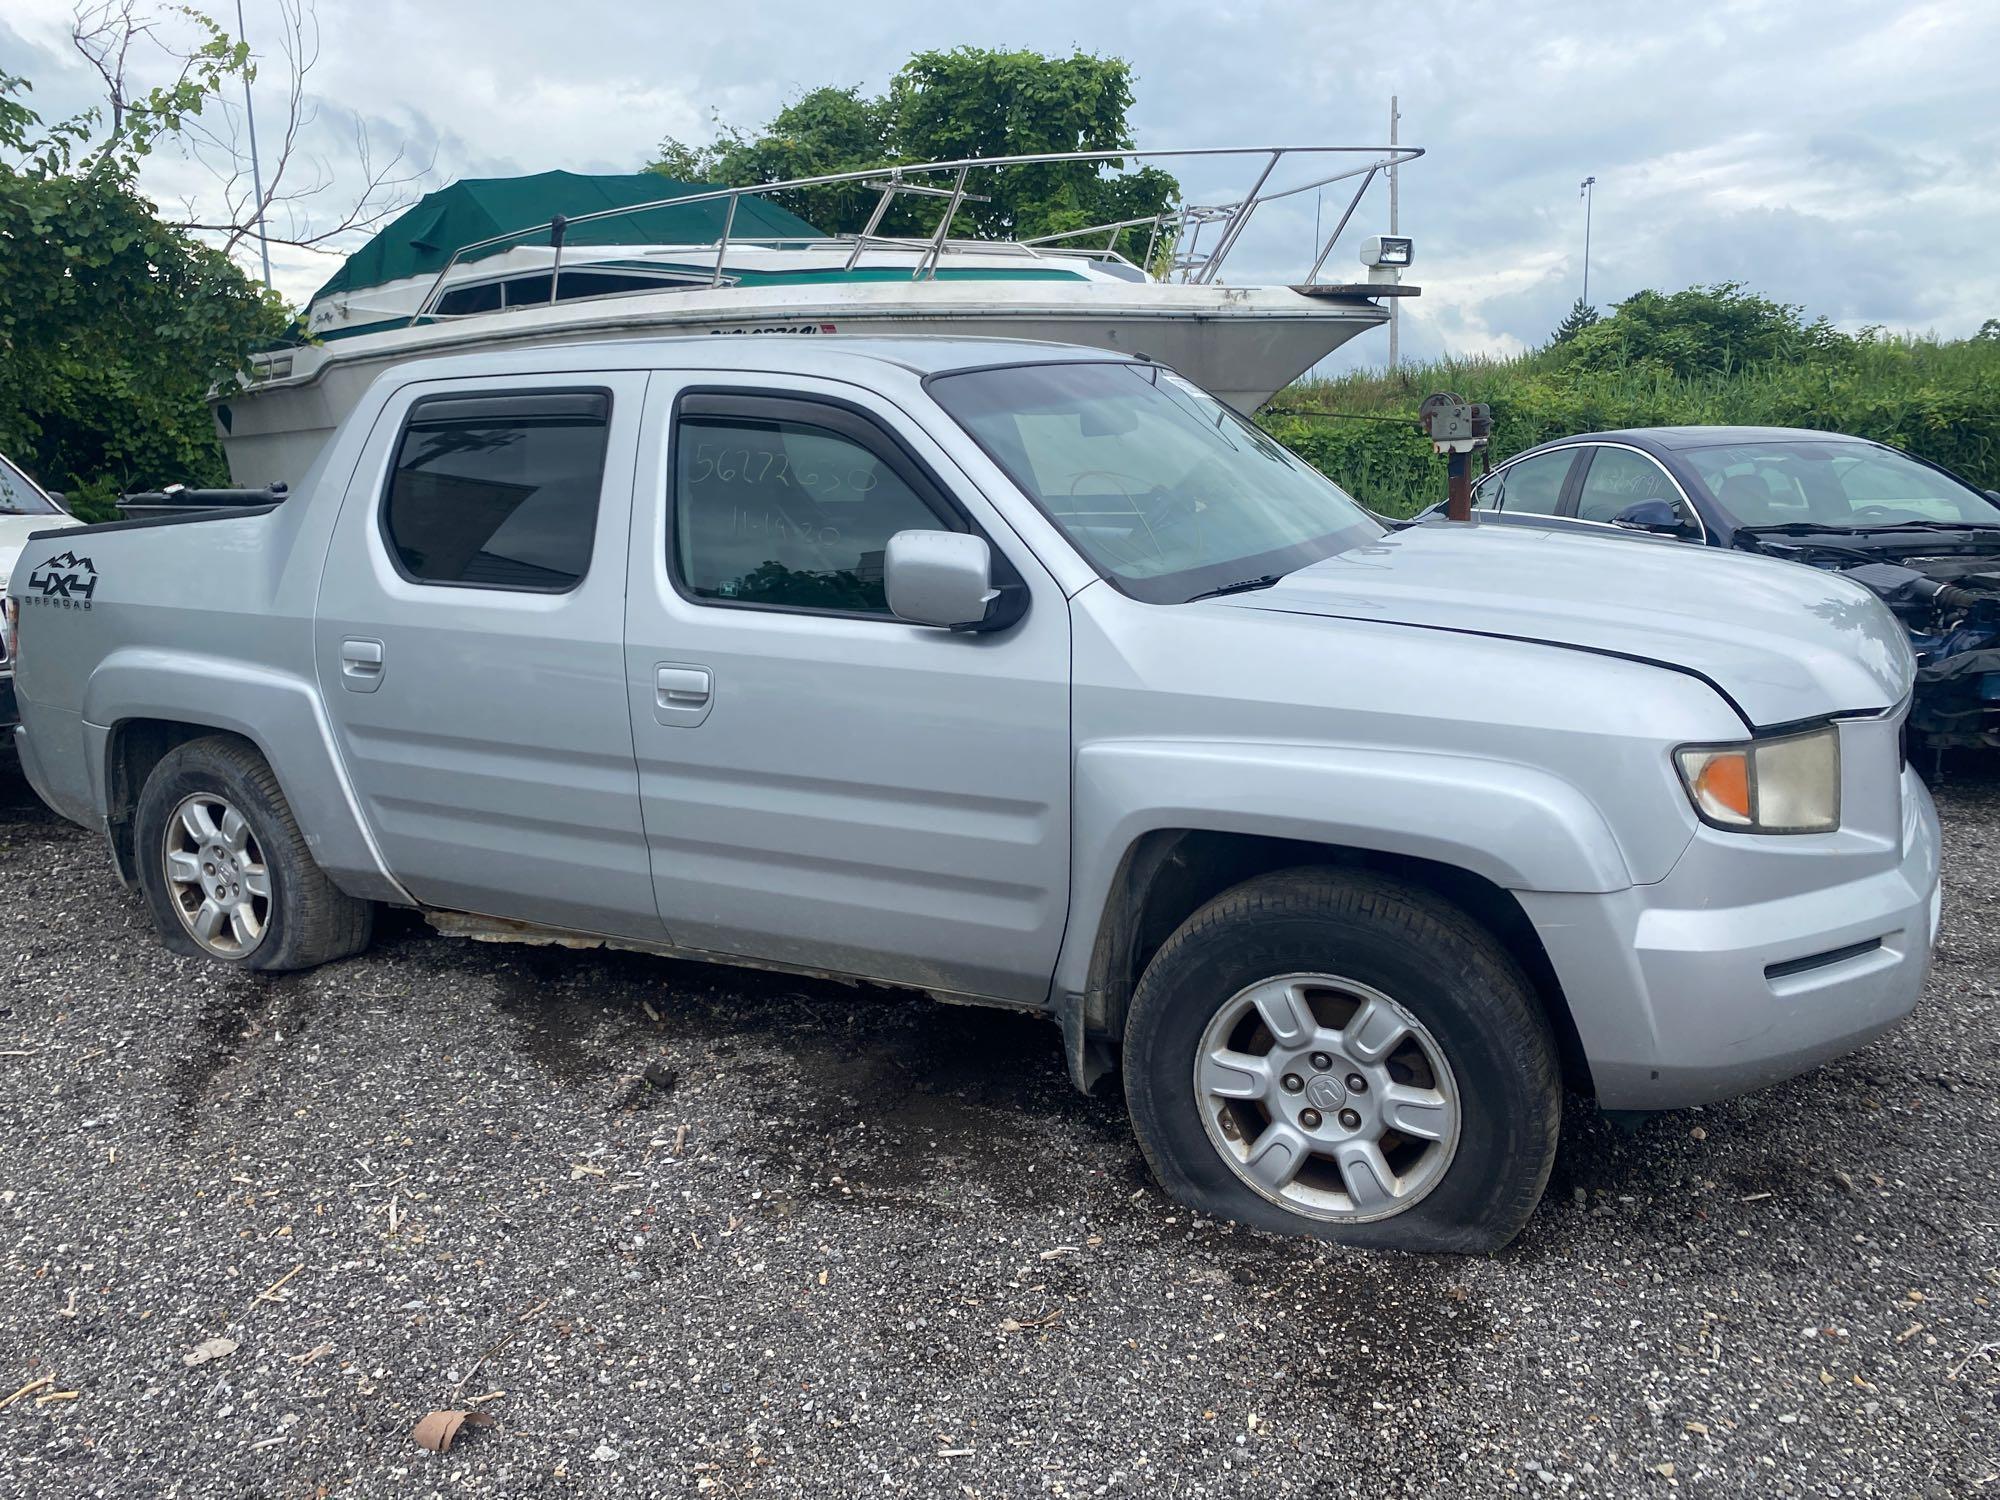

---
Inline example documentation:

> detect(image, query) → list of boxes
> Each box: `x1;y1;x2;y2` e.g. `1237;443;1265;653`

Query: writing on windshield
1689;441;1996;529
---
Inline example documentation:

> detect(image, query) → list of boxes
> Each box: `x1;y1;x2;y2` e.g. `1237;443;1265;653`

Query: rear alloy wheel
1123;868;1561;1253
162;792;273;958
133;735;373;972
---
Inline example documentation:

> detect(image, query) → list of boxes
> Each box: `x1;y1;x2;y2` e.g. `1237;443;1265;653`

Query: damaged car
1434;426;2000;750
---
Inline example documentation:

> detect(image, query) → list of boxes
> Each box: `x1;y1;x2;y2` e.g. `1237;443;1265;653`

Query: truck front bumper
1519;765;1942;1110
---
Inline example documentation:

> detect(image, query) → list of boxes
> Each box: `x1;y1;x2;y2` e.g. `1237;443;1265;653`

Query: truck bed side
9;431;406;902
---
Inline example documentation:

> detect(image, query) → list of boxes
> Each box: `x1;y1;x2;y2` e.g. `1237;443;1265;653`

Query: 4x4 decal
27;550;98;605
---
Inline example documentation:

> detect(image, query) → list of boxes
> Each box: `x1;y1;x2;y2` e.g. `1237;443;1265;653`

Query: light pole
1388;95;1401;368
236;0;273;289
1578;174;1596;308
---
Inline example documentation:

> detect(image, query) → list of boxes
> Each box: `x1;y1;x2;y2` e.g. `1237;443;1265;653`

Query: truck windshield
1688;440;2000;530
929;361;1382;603
0;454;59;516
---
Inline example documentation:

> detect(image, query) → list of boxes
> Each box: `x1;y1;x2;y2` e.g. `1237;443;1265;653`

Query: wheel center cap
1305;1074;1347;1110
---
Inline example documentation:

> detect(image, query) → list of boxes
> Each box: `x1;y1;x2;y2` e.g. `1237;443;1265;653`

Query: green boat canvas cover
311;171;825;303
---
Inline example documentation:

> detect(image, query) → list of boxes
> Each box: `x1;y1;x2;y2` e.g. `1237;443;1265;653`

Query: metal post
1446;450;1472;523
845;178;899;270
713;193;738;286
235;0;272;289
1303;166;1377;283
1580;174;1596;308
1196;149;1281;283
919;167;970;280
1388;95;1400;369
547;215;567;304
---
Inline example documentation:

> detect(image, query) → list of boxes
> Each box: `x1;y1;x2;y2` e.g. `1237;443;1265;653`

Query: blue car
1420;425;2000;749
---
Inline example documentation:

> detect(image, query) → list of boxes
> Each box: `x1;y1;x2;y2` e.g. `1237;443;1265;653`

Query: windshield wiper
1184;572;1287;602
1734;519;2000;536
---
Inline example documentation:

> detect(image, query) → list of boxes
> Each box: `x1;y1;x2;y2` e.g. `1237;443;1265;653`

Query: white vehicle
214;146;1420;488
0;452;81;733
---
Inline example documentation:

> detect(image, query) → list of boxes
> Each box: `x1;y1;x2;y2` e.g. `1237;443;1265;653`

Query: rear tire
133;735;372;972
1122;867;1560;1254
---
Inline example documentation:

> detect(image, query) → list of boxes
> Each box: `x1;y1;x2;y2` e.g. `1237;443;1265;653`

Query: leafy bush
1267;289;2000;517
0;58;290;516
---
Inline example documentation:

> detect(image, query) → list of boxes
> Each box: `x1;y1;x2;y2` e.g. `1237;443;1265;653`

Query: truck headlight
1675;725;1841;834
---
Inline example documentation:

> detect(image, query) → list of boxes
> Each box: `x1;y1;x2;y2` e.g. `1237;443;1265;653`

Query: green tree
1551;297;1598;343
650;48;1179;262
655;85;895;233
0;40;289;519
1557;281;1853;379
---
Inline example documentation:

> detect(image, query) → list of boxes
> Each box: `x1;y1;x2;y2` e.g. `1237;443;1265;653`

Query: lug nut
1300;1108;1323;1129
1346;1074;1367;1094
1309;1051;1333;1071
1280;1073;1304;1094
1338;1108;1362;1130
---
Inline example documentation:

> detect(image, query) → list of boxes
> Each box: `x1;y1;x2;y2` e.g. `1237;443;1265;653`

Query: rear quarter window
382;390;611;591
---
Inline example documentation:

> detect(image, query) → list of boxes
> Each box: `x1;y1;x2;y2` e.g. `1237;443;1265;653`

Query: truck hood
0;511;81;593
1215;520;1913;728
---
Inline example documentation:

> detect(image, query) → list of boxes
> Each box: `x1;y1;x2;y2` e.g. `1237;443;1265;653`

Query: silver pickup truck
7;337;1942;1252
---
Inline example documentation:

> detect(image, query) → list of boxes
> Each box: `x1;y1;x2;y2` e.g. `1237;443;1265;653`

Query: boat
214;145;1422;488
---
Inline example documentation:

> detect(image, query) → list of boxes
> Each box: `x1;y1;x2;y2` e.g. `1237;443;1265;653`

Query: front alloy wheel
162;792;273;957
1122;868;1562;1253
1196;973;1460;1222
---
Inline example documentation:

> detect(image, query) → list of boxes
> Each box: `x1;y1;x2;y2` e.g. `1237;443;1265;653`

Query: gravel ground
1;762;1996;1499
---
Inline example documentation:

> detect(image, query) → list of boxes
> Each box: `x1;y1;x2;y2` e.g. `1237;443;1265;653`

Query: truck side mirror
1613;498;1691;537
885;530;999;629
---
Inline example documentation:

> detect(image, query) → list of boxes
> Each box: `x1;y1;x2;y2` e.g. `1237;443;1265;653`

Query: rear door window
1493;450;1574;516
382;390;611;591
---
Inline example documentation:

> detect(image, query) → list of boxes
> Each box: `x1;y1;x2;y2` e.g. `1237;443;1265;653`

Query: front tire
133;735;373;972
1122;868;1560;1254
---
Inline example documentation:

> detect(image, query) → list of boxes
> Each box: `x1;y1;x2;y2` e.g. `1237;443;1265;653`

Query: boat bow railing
408;144;1424;325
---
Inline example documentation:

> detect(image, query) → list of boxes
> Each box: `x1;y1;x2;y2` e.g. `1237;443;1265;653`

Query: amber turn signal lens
1692;751;1751;823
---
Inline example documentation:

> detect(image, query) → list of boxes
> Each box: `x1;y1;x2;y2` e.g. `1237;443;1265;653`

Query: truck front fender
81;647;409;904
1053;738;1657;1003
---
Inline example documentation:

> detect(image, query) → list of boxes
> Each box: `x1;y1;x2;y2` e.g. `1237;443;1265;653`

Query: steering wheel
1846;505;1905;524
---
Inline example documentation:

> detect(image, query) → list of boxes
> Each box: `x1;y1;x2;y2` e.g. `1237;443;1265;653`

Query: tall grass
1263;334;2000;517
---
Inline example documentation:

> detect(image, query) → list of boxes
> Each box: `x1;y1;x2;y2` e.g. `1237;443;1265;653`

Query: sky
4;0;1997;373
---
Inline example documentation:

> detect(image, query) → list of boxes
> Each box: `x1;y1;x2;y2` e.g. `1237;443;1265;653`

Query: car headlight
1674;725;1841;834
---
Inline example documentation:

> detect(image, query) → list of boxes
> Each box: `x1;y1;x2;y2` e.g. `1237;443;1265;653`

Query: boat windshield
0;454;59;516
929;361;1382;603
1688;440;2000;530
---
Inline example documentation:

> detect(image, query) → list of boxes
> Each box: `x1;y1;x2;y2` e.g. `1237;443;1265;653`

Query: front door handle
340;637;385;693
653;663;713;726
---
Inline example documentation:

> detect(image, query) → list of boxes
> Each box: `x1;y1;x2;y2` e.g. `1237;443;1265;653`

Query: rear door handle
340;637;385;693
654;663;713;726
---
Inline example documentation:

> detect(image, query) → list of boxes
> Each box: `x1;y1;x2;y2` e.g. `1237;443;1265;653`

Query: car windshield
1686;440;1999;530
0;454;59;516
928;361;1382;603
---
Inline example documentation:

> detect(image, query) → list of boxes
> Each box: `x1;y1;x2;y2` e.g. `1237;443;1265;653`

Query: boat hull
214;282;1387;488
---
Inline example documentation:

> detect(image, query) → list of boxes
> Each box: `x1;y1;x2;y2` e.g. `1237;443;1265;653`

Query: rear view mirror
885;530;999;629
1613;498;1691;536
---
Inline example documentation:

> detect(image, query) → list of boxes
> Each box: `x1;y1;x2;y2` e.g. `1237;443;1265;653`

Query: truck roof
373;333;1135;389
